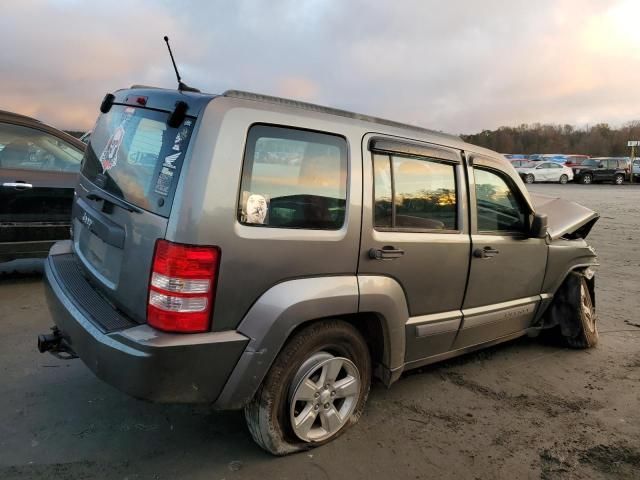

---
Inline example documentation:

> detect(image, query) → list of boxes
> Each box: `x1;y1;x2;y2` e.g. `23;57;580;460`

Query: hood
516;166;536;172
530;193;599;240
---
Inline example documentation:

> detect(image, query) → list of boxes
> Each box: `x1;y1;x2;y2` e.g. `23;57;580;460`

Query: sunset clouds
1;0;638;133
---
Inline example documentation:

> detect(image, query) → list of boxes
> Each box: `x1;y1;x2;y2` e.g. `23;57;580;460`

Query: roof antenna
163;35;200;93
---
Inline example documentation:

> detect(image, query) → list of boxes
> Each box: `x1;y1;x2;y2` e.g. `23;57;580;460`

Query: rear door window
373;153;458;231
81;105;194;216
238;125;348;229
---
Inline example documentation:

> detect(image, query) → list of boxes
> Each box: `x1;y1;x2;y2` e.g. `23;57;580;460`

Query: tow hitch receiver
37;326;78;360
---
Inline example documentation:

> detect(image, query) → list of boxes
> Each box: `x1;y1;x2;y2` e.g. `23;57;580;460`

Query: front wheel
581;174;592;185
244;320;371;455
559;174;568;184
614;173;624;185
525;174;535;184
566;276;598;348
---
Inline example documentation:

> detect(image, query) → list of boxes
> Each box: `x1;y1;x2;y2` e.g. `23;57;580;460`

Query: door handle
473;246;500;259
369;246;405;260
2;182;33;189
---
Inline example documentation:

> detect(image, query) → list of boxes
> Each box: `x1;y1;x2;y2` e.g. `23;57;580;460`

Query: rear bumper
44;241;249;403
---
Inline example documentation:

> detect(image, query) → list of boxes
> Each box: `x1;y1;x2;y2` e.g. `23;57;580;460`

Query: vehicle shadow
0;259;44;277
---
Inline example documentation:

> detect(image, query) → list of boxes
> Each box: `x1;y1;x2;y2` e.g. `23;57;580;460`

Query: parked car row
505;154;589;167
507;154;635;185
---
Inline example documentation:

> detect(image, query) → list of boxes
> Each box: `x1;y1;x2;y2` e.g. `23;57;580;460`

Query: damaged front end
528;193;601;339
530;193;599;240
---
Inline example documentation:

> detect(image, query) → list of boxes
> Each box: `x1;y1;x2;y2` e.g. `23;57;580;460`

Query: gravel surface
0;183;638;479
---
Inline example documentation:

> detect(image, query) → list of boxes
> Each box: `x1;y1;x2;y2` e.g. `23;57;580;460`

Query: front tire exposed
614;173;624;185
559;174;568;184
244;320;371;455
525;174;535;184
546;272;598;349
581;174;592;184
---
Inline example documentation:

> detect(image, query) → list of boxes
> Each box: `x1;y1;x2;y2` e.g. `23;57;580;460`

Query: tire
614;173;624;185
525;174;535;184
559;174;568;184
581;174;592;185
244;319;371;455
566;276;598;348
548;273;598;349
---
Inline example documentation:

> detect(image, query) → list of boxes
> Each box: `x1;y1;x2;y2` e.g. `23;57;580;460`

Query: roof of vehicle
0;109;44;124
0;109;85;151
122;85;502;158
222;89;462;142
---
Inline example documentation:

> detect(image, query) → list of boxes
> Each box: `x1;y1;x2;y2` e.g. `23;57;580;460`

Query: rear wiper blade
86;190;143;214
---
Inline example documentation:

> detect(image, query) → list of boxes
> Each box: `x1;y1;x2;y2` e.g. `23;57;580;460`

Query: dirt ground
0;183;639;479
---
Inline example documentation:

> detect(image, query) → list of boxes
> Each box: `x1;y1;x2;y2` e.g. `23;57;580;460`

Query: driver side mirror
530;212;548;238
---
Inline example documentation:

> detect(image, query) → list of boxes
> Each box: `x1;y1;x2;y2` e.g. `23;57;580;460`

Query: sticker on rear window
154;166;174;196
163;152;180;169
99;108;135;172
172;126;190;151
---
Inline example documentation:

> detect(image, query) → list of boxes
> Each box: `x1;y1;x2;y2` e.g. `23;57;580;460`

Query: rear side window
373;153;458;231
81;105;194;217
238;125;348;230
474;168;527;233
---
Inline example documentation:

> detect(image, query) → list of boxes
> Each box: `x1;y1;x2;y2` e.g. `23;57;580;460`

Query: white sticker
154;167;174;196
163;152;180;169
99;126;124;171
243;192;269;225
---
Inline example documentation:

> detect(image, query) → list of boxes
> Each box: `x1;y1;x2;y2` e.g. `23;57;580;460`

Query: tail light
147;240;220;333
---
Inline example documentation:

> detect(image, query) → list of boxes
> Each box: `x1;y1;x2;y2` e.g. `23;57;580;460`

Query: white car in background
516;161;574;184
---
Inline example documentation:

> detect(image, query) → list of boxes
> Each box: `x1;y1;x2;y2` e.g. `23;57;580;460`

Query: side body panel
167;97;364;331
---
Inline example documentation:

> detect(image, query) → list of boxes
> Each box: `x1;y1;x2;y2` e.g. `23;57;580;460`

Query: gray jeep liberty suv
41;87;600;455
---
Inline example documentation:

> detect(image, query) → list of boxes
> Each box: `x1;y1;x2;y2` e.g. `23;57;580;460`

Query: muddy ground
0;183;638;479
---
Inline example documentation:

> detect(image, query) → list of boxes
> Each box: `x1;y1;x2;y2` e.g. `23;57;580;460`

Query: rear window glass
81;105;194;216
238;125;348;230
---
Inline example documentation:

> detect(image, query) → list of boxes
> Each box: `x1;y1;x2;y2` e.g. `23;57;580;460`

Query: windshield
81;105;194;216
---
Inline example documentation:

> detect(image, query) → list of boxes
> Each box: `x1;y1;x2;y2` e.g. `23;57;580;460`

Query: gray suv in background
41;87;600;454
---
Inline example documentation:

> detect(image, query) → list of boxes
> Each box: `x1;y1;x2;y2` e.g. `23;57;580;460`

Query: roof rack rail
222;90;458;140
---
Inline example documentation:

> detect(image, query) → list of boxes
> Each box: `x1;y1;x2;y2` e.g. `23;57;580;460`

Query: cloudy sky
2;0;639;134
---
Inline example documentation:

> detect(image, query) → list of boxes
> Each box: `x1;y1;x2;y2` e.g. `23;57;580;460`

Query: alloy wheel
289;352;360;442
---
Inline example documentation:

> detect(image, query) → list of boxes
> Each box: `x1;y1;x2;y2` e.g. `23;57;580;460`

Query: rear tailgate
70;91;203;325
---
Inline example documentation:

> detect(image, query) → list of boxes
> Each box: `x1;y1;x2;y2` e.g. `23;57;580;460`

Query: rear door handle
473;246;499;259
2;182;33;189
369;246;405;260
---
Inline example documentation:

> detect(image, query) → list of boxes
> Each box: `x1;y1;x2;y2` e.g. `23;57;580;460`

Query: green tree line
461;122;640;156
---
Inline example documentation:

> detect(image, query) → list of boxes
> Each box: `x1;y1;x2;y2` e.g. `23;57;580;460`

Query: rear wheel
581;174;592;185
244;320;371;455
559;174;568;184
614;173;624;185
525;174;535;184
